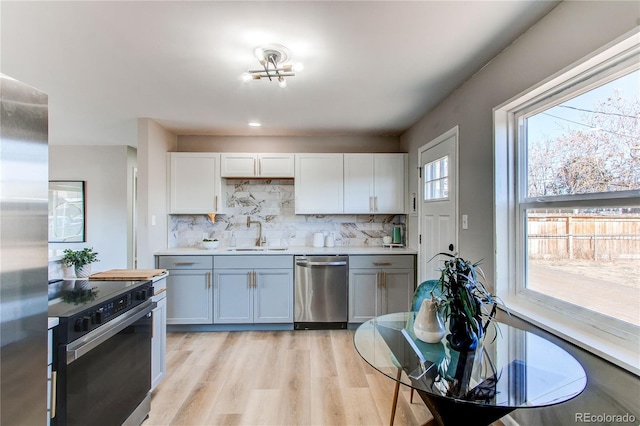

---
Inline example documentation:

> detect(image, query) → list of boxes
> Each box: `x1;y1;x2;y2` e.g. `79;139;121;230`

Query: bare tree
528;88;640;197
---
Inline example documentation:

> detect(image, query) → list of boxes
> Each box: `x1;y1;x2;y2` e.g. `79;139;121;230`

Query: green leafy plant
433;252;505;350
62;248;99;268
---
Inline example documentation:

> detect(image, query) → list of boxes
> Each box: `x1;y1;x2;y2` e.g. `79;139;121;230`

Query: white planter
413;298;446;343
75;264;92;278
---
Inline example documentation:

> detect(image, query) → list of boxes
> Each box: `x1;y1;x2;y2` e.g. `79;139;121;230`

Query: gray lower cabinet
348;255;415;323
214;255;293;324
157;255;213;324
151;295;167;390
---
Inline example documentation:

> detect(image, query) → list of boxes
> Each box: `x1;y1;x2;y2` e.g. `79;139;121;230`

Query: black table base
417;390;514;426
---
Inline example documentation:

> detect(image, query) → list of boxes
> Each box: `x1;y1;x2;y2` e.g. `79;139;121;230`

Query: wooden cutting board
90;269;167;280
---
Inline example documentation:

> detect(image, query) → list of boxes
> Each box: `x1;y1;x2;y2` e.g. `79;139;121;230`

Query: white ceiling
1;1;560;146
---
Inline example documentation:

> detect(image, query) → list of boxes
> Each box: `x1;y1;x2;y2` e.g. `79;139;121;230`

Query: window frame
494;30;640;375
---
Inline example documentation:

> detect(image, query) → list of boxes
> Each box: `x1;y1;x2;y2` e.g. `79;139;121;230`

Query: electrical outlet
462;215;468;230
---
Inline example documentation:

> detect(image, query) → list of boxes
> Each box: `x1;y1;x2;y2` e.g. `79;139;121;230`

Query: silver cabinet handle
207;271;211;289
50;371;57;419
175;262;196;265
297;260;347;266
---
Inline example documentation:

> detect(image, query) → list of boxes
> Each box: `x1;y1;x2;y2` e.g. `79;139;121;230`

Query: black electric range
48;278;155;426
48;278;154;344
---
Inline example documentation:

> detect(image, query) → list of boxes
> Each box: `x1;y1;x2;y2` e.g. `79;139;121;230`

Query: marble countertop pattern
154;246;417;256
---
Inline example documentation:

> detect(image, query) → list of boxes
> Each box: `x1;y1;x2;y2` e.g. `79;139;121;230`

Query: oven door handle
66;300;154;365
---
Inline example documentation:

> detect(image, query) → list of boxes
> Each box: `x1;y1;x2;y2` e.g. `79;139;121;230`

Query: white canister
325;234;335;247
313;232;325;248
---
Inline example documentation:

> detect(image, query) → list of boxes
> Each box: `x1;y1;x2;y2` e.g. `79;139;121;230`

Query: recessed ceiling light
248;122;261;127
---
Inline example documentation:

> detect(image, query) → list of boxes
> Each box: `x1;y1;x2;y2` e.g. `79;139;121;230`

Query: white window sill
502;297;639;376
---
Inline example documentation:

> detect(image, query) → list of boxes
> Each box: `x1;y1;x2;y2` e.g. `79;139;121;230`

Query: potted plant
62;248;99;278
434;252;501;351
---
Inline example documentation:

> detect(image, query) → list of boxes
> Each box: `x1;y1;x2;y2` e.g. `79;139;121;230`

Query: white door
419;127;458;282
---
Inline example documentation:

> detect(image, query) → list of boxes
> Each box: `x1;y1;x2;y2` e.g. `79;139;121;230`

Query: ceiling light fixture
241;44;303;88
248;121;261;127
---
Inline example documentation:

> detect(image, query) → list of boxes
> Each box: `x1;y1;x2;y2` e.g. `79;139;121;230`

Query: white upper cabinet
294;153;344;214
168;152;222;214
344;153;407;214
221;153;294;178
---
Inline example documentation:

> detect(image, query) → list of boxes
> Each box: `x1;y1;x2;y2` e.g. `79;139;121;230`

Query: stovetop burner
48;278;153;344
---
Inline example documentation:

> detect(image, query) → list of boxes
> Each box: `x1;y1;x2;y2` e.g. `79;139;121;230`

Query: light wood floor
145;330;502;426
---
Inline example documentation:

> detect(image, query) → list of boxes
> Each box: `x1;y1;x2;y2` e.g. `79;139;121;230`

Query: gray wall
49;145;136;271
136;118;177;269
177;134;401;153
401;1;640;424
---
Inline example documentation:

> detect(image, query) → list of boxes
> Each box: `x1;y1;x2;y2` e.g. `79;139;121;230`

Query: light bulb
240;72;253;82
278;77;287;88
292;62;304;72
254;47;265;62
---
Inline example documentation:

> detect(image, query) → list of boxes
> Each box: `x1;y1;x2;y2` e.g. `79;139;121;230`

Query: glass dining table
354;312;587;426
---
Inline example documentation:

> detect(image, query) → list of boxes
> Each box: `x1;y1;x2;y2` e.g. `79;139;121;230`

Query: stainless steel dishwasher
294;255;348;329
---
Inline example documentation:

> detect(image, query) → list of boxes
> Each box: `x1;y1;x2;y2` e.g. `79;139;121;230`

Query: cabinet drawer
157;255;213;269
215;255;292;269
349;255;414;269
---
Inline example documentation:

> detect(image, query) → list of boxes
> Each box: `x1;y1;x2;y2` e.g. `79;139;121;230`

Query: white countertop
48;317;59;329
154;245;417;256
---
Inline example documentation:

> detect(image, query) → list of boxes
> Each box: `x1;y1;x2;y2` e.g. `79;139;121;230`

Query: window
494;33;639;372
424;155;449;201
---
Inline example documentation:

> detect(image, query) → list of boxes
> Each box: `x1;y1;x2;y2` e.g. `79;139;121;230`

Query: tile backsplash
168;179;405;248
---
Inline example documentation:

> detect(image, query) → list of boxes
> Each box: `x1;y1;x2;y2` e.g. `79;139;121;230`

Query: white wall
400;2;640;424
49;145;136;271
136;118;177;268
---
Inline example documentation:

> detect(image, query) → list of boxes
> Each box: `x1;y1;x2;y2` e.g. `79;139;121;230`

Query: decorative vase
62;265;76;278
413;298;446;343
75;264;92;278
446;312;479;351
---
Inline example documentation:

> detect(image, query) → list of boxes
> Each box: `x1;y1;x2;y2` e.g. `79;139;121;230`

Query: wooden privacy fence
528;214;640;260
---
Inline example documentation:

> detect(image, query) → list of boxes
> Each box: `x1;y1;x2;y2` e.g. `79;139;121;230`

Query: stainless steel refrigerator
0;74;49;424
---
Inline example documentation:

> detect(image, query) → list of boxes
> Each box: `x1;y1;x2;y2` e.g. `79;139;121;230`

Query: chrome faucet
247;216;264;246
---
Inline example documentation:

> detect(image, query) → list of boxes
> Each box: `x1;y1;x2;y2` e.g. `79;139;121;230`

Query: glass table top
354;312;587;409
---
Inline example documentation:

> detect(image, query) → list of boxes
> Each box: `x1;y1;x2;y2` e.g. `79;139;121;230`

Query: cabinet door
382;268;415;315
348;269;381;323
151;296;166;391
221;153;257;177
344;154;374;213
294;153;344;214
258;153;294;177
169;153;221;213
254;269;293;323
373;154;407;213
166;270;213;324
214;269;253;324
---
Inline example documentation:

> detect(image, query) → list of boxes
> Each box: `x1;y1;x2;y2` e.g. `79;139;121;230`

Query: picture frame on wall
48;180;86;242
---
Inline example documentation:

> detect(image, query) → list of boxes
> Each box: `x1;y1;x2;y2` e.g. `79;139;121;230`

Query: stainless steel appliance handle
296;260;347;267
66;300;154;365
